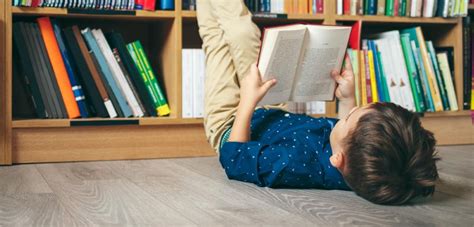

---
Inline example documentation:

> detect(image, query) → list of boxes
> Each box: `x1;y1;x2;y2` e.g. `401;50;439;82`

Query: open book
257;24;352;105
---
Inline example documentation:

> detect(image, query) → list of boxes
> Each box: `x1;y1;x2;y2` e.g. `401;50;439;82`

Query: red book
135;0;145;9
316;0;324;13
31;0;39;7
349;21;362;50
144;0;156;11
344;0;351;15
364;49;373;103
393;0;399;16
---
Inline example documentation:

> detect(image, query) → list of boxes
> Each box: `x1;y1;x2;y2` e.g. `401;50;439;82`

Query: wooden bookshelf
1;0;473;165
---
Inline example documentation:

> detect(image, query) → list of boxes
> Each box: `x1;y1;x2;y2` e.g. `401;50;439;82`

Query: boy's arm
332;54;356;119
228;64;276;142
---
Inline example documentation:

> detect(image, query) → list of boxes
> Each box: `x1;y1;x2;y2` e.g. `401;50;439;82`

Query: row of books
287;101;326;115
337;0;469;17
347;25;458;112
181;49;205;118
12;0;175;10
13;17;170;119
244;0;325;14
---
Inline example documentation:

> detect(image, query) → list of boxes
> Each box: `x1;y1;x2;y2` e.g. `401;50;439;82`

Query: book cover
37;17;80;118
375;47;391;102
344;0;351;14
378;0;386;15
401;27;443;111
368;40;385;102
31;22;67;119
52;20;89;118
12;22;48;118
347;49;361;106
143;0;155;10
437;52;459;111
427;41;450;110
160;0;174;10
12;52;37;119
411;41;435;111
82;27;133;117
386;0;395;15
348;21;362;50
363;48;373;103
400;34;426;112
106;32;157;116
367;49;379;102
67;25;116;118
399;0;407;16
393;0;400;16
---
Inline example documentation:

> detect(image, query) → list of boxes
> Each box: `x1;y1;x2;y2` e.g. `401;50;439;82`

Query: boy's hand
331;54;355;103
239;64;277;109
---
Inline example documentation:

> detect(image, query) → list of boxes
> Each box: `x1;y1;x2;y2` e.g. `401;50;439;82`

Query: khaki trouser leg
198;0;284;152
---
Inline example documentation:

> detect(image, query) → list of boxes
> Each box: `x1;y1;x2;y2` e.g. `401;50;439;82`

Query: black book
30;23;68;119
106;32;157;116
89;51;124;117
14;22;51;119
462;16;471;110
12;44;38;119
63;26;109;117
13;23;45;118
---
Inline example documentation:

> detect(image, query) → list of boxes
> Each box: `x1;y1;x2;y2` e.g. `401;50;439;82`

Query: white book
192;49;205;118
337;0;343;15
312;101;326;114
92;29;144;117
436;52;458;111
422;0;436;17
257;24;351;106
182;49;193;118
375;31;416;111
271;0;278;13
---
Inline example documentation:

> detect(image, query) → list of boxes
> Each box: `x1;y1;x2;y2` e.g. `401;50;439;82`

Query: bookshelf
1;1;473;165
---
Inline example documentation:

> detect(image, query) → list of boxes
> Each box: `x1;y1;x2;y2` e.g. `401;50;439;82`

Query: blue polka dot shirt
220;108;351;190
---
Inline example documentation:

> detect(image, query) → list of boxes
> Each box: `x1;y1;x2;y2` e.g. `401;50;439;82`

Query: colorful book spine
400;34;425;112
360;50;368;105
368;40;385;102
375;48;391;102
386;0;394;15
427;41;450;110
160;0;174;10
364;49;373;103
37;17;81;119
436;52;459;111
367;50;379;103
377;0;386;15
411;41;435;112
128;41;170;116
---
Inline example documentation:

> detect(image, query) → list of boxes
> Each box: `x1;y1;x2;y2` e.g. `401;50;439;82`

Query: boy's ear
330;152;345;170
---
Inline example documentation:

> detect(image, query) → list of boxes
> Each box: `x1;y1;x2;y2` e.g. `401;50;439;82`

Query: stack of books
183;0;325;14
181;49;205;119
337;0;469;17
13;17;170;119
347;25;458;113
12;0;175;10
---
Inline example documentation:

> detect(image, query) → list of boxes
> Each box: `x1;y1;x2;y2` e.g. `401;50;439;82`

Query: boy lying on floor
197;0;439;205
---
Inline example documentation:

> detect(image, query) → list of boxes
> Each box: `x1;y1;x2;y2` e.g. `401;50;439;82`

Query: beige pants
197;0;261;152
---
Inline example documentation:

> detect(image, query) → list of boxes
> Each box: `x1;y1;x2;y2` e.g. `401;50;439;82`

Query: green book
400;34;425;112
386;0;394;16
132;41;170;116
374;49;391;103
399;0;407;16
426;41;450;110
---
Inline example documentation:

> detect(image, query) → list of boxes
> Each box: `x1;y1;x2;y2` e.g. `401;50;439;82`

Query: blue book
412;43;435;112
52;21;89;118
367;0;377;15
160;0;174;10
368;40;385;102
81;28;133;117
264;0;271;12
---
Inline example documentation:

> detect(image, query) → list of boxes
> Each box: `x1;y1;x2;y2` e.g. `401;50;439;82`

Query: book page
258;26;306;106
291;25;351;102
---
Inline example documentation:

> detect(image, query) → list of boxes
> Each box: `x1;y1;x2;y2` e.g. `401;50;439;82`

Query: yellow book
367;50;379;103
360;50;368;105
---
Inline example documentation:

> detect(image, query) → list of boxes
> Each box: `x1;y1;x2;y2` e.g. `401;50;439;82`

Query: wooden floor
0;145;472;226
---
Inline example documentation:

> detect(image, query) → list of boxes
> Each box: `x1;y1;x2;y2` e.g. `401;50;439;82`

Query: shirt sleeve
220;141;326;188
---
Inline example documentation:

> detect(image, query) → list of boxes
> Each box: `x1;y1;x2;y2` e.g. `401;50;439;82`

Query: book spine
126;43;160;114
82;28;133;117
182;49;193;118
132;41;171;116
92;29;144;117
411;41;435;111
375;47;391;102
364;49;373;103
368;0;377;14
316;0;324;13
52;22;89;118
367;50;379;102
143;0;155;10
393;0;399;16
437;53;459;111
159;0;174;10
427;41;450;110
360;50;368;105
377;0;386;15
135;0;144;9
399;0;406;16
368;40;385;102
463;16;471;109
337;0;343;15
386;0;394;15
400;35;424;112
37;17;81;119
344;0;351;14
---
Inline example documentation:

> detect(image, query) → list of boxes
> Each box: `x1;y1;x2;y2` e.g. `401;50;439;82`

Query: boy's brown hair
343;102;439;205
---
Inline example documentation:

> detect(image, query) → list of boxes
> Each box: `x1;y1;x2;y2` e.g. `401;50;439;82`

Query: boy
197;0;439;205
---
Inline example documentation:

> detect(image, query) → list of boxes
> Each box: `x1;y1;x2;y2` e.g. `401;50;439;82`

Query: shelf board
335;15;459;24
181;10;325;21
11;7;175;19
12;117;203;128
423;110;471;118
